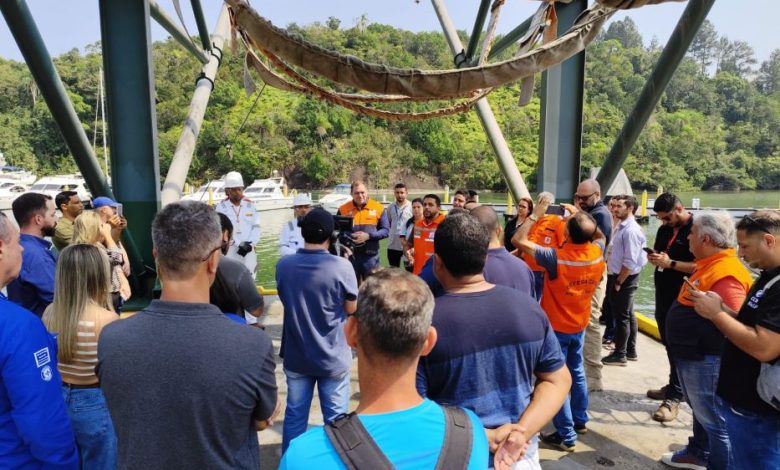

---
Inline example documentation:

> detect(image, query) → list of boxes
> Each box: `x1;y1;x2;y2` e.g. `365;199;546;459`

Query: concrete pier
258;299;692;468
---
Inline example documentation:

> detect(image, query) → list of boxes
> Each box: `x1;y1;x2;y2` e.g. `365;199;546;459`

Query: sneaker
627;352;638;361
602;352;627;366
647;385;668;400
652;399;680;422
660;448;706;470
540;432;576;452
574;423;588;435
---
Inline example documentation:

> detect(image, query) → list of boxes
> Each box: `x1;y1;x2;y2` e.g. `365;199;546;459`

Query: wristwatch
670;260;677;269
528;214;539;222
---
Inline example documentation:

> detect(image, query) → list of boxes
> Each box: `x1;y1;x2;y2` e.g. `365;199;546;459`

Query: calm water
255;190;778;315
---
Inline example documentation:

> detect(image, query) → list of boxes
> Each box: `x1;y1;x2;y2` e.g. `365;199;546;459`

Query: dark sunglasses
574;192;596;201
741;215;774;235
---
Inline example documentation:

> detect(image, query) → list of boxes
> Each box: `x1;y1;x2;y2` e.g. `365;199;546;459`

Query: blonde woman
43;244;118;469
72;211;130;312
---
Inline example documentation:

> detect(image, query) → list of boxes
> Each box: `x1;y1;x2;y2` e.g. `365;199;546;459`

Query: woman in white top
44;244;118;469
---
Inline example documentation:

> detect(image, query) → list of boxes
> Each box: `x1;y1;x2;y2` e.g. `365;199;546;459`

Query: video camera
331;215;355;258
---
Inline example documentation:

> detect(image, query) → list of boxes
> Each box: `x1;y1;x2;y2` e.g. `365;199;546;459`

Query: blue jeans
61;386;117;469
282;368;351;453
676;356;731;470
719;397;780;469
552;331;588;444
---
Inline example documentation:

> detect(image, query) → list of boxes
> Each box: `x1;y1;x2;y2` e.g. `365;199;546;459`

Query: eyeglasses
574;192;596;201
200;245;223;262
742;215;774;235
221;239;235;251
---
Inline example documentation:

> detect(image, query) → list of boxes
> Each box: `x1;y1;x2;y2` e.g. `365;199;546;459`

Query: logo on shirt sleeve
41;366;53;382
33;347;51;368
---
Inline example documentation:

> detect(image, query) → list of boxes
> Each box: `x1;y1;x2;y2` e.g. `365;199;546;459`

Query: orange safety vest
412;213;445;275
521;215;565;272
676;248;752;306
337;199;385;226
540;242;605;334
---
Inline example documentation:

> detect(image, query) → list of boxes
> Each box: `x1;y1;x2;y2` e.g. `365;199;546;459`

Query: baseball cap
300;208;334;243
292;194;313;207
92;196;118;209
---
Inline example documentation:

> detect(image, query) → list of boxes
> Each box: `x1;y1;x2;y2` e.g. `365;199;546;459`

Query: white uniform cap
292;194;313;207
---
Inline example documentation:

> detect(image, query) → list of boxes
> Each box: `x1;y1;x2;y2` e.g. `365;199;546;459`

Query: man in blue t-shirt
276;208;359;453
0;212;78;469
417;213;571;469
282;269;524;469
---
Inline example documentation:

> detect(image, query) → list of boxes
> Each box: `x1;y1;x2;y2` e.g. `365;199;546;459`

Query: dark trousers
387;248;403;268
607;274;639;358
656;288;684;402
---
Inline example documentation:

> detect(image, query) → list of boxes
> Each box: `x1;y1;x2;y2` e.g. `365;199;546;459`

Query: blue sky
0;1;778;64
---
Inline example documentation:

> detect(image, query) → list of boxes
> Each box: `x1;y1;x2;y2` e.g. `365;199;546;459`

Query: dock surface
258;299;691;469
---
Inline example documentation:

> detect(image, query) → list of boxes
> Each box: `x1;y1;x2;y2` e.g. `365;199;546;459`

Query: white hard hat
223;171;244;189
292;194;312;207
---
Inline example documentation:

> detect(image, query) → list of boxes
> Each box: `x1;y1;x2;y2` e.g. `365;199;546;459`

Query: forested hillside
0;17;778;191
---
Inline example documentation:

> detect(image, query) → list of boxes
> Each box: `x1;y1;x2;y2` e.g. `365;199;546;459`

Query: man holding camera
276;208;358;453
216;171;261;274
337;181;389;282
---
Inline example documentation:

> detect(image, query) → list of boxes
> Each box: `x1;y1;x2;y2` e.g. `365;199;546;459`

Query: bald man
574;179;613;392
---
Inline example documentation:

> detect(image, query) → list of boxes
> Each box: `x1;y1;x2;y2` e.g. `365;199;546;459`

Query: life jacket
521;215;565;272
676;248;752;306
412;213;445;275
540;242;605;334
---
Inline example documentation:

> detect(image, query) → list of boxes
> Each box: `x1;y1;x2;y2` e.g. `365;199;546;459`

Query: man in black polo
646;193;696;423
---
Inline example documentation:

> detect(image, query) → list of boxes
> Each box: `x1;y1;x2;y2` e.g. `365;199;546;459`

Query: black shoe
602;353;627;366
647;385;668;400
540;432;576;452
574;423;588;435
627;352;638;361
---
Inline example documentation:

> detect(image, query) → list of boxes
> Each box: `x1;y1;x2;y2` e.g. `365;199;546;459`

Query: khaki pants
584;267;607;385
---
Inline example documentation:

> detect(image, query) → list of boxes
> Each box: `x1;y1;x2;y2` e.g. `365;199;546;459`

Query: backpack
756;274;780;411
324;406;473;470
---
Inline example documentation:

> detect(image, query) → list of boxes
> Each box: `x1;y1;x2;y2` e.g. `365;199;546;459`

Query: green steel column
190;0;212;51
485;15;533;63
596;0;716;191
538;0;587;201
99;0;161;303
0;0;112;198
149;0;209;64
465;0;491;64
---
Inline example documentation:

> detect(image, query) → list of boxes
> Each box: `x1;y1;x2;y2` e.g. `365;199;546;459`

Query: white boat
0;181;28;211
28;174;92;204
0;165;37;186
318;183;352;214
244;176;294;211
182;179;225;204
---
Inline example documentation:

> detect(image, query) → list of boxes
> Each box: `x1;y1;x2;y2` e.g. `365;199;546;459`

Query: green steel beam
190;0;212;51
464;0;492;64
0;0;113;200
149;0;209;64
538;0;587;201
484;14;533;63
99;0;161;305
1;0;149;290
597;0;716;192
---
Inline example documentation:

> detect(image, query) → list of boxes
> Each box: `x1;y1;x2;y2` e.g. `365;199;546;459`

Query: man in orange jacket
513;194;606;452
337;181;390;282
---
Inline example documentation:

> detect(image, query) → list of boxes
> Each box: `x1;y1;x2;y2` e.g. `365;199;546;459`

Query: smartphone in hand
545;204;565;216
642;247;656;255
116;203;123;218
683;276;699;291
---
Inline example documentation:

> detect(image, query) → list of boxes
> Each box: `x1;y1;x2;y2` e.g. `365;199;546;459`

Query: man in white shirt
386;183;412;268
215;171;261;274
280;194;313;257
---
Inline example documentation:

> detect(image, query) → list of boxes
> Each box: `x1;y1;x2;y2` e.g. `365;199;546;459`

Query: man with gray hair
281;269;518;469
660;211;753;470
97;201;278;469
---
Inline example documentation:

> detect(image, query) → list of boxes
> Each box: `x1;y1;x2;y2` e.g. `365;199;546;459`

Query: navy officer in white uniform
280;194;313;257
215;171;261;274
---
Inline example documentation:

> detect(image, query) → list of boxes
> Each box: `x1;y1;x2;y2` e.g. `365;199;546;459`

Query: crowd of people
0;175;778;469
